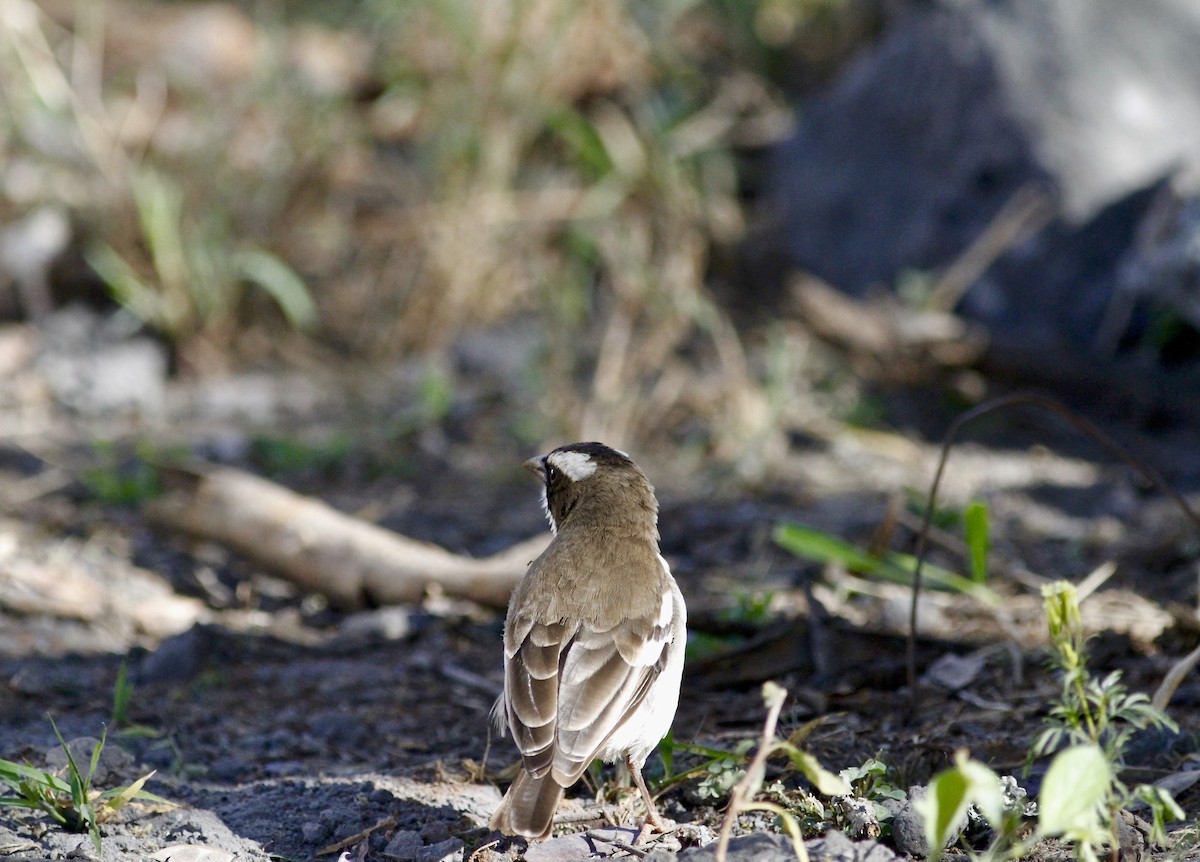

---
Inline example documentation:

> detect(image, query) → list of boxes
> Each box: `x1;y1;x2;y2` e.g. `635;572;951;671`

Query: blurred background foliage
0;0;878;471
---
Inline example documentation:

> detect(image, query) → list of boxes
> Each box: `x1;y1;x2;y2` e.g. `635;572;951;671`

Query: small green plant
963;500;990;583
110;661;158;739
695;740;756;801
918;581;1184;861
839;758;907;824
714;682;852;862
111;661;133;728
773;522;998;603
0;717;170;855
87;168;316;349
655;734;754;799
249;432;354;478
80;441;165;506
724;590;777;626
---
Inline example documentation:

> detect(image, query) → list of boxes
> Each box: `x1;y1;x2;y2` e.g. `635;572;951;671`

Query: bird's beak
523;456;546;480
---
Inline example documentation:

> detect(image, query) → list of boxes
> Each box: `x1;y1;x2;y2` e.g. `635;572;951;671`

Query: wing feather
501;568;676;786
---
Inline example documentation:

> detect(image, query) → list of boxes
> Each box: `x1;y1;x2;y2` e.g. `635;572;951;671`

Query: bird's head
524;442;658;538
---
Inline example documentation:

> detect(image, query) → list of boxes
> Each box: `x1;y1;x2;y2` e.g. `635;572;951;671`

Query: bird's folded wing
503;590;674;784
505;620;569;776
550;590;675;784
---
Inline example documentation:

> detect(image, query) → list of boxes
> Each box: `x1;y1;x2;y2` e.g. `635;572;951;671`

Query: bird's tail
489;770;564;840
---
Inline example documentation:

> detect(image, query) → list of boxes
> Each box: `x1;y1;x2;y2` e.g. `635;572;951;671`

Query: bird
489;442;687;840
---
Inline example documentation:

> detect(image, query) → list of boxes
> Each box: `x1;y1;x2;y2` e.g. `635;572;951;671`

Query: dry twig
145;465;547;609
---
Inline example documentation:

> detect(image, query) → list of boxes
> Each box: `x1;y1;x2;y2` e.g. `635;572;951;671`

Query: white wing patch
547;450;597;481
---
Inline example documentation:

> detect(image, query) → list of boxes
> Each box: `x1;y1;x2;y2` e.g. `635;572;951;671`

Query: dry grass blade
1152;643;1200;711
715;682;808;862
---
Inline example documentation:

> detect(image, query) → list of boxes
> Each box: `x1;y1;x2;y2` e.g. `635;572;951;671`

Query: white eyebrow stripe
547;450;597;481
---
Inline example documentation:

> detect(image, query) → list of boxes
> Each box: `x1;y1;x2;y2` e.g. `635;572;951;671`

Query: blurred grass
0;0;859;467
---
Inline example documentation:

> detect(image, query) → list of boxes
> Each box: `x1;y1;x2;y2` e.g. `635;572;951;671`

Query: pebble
383;830;423;861
416;838;464;862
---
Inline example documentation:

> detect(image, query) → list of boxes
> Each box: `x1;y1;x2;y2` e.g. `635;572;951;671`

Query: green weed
773;521;998;603
918;581;1184;861
87;168;315;347
80;441;166;506
714;682;851;862
249;432;354;478
0;717;171;855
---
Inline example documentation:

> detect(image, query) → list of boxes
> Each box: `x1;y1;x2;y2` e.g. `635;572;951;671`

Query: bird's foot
632;814;674;846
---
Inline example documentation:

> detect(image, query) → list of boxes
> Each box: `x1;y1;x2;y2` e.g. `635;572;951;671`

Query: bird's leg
626;754;666;843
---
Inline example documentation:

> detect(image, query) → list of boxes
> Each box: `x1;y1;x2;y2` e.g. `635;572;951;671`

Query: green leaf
87;727;107;785
920;765;967;856
48;716;87;797
772;523;999;604
657;733;674;778
233;249;317;330
773;523;880;571
964;501;989;582
1037;744;1110;838
778;744;852;797
953;753;1004;826
545;107;615;178
0;760;72;792
96;770;156;812
918;752;1003;859
112;661;132;726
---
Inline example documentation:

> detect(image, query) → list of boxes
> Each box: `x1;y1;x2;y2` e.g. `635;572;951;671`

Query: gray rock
806;829;898;862
35;305;167;416
135;625;216;684
889;786;943;859
766;0;1200;404
382;830;424;862
681;832;795;862
771;0;1200;294
43;736;137;788
524;827;643;862
415;837;464;862
300;821;332;845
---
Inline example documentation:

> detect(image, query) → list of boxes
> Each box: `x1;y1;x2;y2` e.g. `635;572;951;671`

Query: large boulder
767;0;1200;398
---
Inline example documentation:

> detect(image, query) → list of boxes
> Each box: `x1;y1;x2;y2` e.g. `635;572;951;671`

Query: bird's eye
546;465;559;482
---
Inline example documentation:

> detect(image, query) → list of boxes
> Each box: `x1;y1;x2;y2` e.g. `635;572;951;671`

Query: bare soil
2;368;1200;862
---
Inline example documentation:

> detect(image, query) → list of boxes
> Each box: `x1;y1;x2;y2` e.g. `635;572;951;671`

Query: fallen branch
144;465;547;610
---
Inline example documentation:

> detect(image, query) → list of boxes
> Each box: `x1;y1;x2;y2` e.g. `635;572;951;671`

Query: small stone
416;837;464;862
382;831;423;862
679;832;795;862
674;823;715;847
149;846;236;862
301;821;331;844
890;786;944;858
207;756;247;782
419;821;452;843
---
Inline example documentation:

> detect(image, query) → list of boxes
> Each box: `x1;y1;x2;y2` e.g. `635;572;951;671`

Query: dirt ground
2;363;1200;862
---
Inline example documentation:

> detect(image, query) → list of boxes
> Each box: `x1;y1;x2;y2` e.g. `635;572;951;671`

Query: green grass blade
964;501;990;582
112;661;132;726
87;727;107;784
95;770;157;812
773;522;999;604
47;716;88;798
772;522;882;571
233;249;317;330
0;759;73;792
